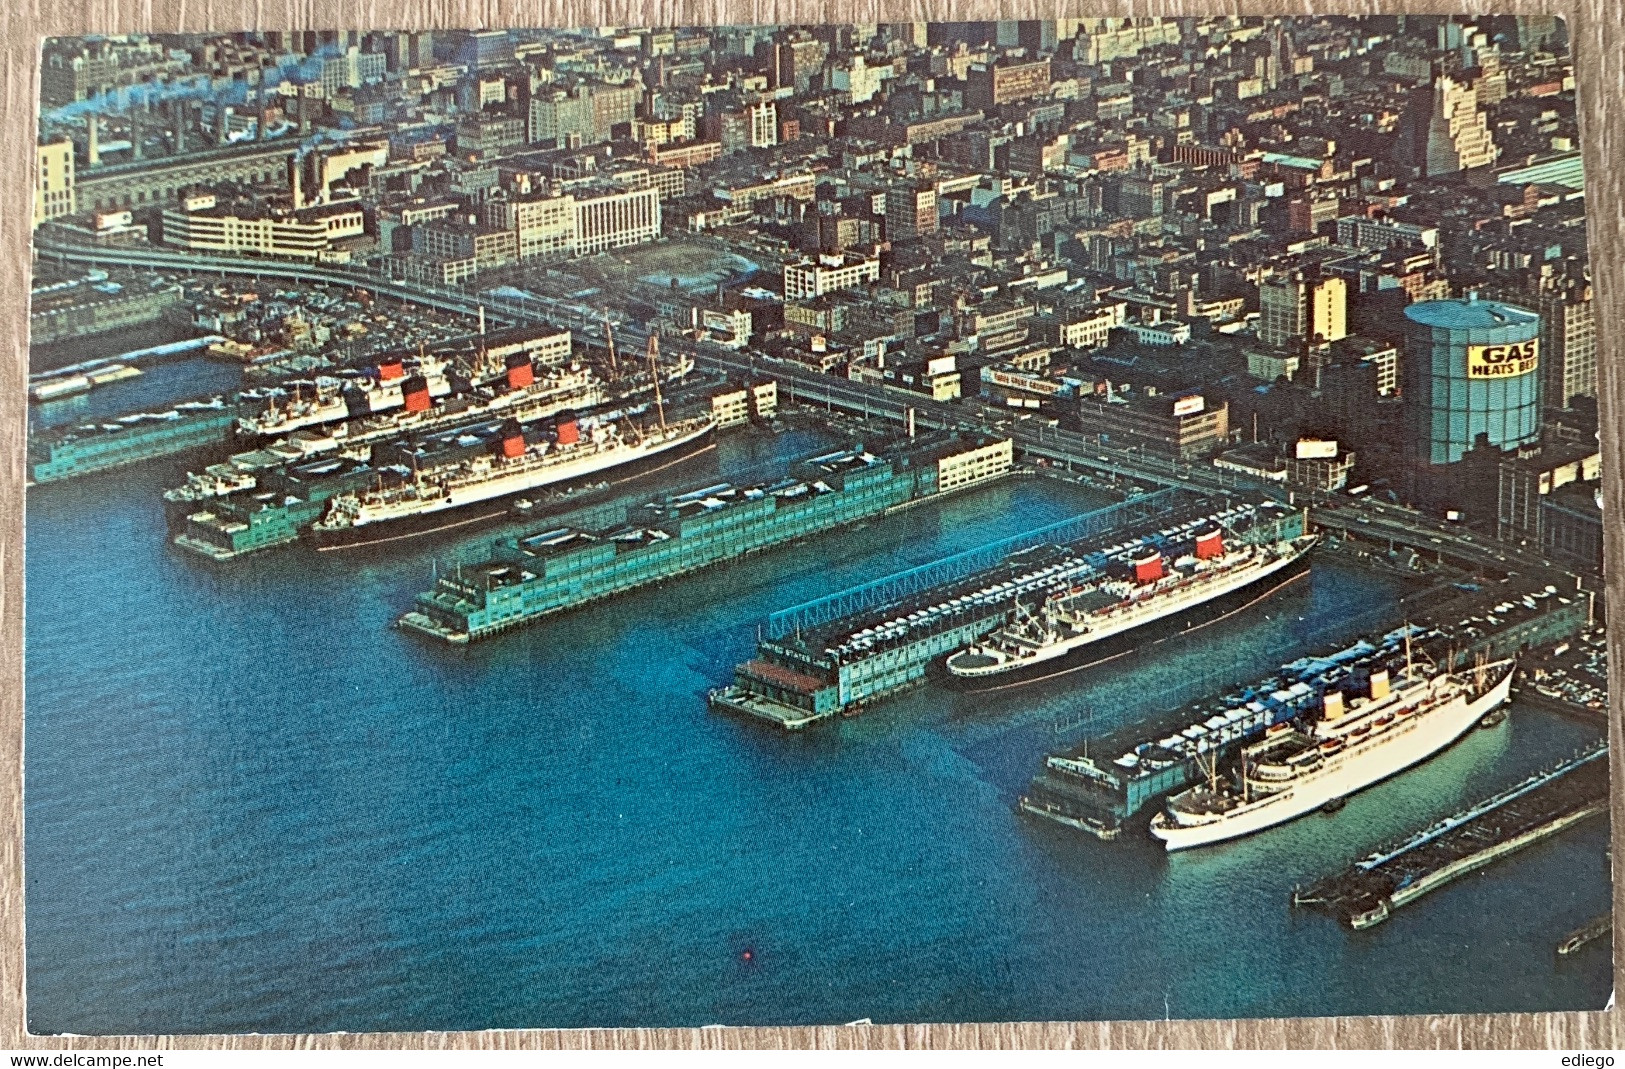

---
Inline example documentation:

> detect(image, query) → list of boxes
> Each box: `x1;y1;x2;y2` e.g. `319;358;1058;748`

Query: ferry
1148;653;1516;851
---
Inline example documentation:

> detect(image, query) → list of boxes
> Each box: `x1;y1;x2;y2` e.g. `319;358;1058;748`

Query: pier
1291;742;1609;929
1020;569;1593;839
710;496;1305;730
1019;626;1420;839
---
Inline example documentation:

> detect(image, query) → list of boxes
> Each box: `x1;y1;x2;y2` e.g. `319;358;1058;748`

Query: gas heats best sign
1465;340;1539;379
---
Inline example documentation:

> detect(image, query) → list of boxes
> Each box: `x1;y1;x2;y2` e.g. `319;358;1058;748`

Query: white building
482;186;661;262
783;252;880;300
572;186;661;255
161;196;366;262
34;139;75;226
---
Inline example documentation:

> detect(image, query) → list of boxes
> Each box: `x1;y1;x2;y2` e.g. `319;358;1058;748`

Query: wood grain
2;0;1619;1049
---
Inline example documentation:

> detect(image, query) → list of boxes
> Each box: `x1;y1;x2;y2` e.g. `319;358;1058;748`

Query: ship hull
309;424;715;552
1150;666;1515;852
944;546;1315;693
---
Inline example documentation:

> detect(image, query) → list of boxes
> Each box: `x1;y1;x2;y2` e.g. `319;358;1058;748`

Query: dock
710;493;1300;728
1020;626;1423;839
1292;742;1609;929
1021;575;1591;840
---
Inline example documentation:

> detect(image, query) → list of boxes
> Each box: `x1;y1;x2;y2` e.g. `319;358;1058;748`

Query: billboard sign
1295;438;1339;460
1466;340;1539;379
1172;394;1205;416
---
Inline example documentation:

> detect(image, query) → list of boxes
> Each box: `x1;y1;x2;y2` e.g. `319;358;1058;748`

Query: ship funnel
378;358;406;382
402;374;432;413
555;410;580;446
505;351;535;390
1369;670;1390;701
1132;552;1163;584
1323;690;1345;720
498;418;526;459
1195;529;1224;560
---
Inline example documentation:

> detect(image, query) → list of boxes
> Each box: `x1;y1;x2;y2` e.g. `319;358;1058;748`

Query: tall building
1485;266;1596;411
1258;271;1346;350
529;83;643;148
1404;296;1542;471
34;140;75;226
462;30;514;69
749;98;778;149
885;183;938;240
1406;73;1498;176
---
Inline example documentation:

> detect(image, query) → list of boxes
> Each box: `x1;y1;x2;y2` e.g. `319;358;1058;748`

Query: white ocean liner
170;364;603;505
945;522;1318;680
311;412;714;538
237;354;454;437
1148;656;1516;851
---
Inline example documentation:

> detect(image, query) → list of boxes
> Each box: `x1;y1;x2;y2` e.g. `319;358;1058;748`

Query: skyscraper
1408;73;1498;175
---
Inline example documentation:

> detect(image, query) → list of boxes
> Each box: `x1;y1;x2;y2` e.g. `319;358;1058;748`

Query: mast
603;309;619;375
648;335;666;431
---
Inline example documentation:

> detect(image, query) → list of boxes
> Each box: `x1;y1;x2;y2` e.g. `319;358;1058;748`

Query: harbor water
24;428;1612;1034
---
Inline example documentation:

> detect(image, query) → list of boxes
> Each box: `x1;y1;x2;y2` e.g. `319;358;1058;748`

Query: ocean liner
944;513;1318;688
236;352;454;438
164;357;603;507
310;408;714;550
1148;652;1516;851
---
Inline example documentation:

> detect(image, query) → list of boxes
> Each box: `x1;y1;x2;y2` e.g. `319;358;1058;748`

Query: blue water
30;357;244;431
23;430;1612;1034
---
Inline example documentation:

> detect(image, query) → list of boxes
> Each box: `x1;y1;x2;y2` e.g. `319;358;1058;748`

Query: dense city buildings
28;16;1595;530
31;19;1592;523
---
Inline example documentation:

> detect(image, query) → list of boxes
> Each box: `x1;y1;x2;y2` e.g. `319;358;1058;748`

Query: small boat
1321;797;1347;814
514;498;535;512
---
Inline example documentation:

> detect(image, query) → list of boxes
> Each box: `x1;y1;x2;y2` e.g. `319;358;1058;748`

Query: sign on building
1465;340;1539;379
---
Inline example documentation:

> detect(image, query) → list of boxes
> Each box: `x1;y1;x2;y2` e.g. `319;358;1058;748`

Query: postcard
24;17;1611;1035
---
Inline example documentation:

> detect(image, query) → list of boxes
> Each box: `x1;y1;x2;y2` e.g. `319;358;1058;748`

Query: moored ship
1148;654;1516;851
164;357;603;508
944;512;1318;689
310;409;715;550
236;353;454;438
